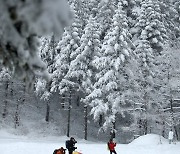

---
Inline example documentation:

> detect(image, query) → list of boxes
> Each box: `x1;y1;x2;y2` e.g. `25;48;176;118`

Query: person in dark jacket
107;139;117;154
66;137;77;154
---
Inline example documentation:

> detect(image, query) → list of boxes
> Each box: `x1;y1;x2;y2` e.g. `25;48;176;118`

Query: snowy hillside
0;131;179;154
0;82;110;142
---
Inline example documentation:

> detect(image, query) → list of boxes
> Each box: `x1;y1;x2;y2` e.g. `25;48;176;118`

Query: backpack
66;140;70;149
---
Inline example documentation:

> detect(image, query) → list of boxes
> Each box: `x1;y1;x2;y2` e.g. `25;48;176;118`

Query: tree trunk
143;92;148;135
110;119;116;139
99;114;103;127
76;95;80;107
67;90;72;137
144;119;148;135
170;99;179;140
84;105;88;140
14;103;20;128
45;101;50;122
45;81;52;122
162;121;165;137
2;81;9;118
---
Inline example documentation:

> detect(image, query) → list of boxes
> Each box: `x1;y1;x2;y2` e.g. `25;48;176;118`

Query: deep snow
0;130;179;154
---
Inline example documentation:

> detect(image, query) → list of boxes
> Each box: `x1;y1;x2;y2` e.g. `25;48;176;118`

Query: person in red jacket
107;139;117;154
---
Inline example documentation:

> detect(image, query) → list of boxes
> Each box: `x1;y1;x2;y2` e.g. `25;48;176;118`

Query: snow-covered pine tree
157;0;180;46
53;15;101;138
131;0;173;135
50;4;82;117
171;0;180;41
87;2;134;131
36;35;57;99
171;0;180;22
96;0;117;41
68;2;85;61
153;46;180;139
133;0;167;55
51;12;81;96
66;15;101;103
35;35;58;122
47;3;85;132
88;0;102;17
134;39;157;135
68;0;89;34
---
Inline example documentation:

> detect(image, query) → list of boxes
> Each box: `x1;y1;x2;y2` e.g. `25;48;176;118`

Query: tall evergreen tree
134;0;167;55
66;16;101;102
134;39;157;135
36;35;57;99
51;8;81;94
35;35;58;122
96;0;117;41
68;0;89;32
87;2;134;130
158;0;180;45
131;0;180;135
171;0;180;40
153;46;180;138
88;0;102;17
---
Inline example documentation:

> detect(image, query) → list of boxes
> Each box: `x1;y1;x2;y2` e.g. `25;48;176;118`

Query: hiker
107;139;117;154
66;137;77;154
53;147;66;154
168;129;174;144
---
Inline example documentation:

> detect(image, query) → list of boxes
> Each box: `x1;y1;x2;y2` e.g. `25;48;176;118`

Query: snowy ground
0;130;180;154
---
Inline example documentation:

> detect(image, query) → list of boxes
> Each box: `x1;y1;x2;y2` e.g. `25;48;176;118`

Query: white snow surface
0;131;179;154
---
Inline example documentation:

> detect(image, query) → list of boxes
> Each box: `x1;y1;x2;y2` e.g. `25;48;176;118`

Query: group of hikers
53;136;117;154
53;129;175;154
53;137;78;154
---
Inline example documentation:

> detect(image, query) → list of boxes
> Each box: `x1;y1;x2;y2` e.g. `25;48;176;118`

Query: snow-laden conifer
153;46;180;136
88;2;135;130
51;5;81;95
96;0;117;41
66;16;101;103
35;35;57;100
134;0;167;55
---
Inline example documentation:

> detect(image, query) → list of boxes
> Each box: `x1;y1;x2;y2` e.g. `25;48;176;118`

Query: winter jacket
66;139;77;151
108;141;116;151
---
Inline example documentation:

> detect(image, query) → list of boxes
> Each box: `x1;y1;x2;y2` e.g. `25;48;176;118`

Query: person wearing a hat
65;137;77;154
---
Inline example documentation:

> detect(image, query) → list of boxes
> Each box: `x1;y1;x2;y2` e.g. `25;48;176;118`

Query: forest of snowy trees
0;0;180;142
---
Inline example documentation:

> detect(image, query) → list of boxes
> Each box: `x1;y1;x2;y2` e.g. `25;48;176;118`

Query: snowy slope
0;131;179;154
0;85;112;143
